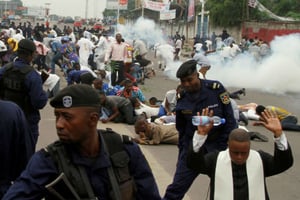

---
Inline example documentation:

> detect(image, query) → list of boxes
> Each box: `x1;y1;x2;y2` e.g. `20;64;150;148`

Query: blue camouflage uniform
0;58;48;145
0;100;35;199
3;131;161;200
164;79;237;200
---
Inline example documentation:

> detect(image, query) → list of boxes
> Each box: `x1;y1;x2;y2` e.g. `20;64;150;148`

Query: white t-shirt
43;74;60;91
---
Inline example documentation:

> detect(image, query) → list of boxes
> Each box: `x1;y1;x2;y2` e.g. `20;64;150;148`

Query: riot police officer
163;60;237;200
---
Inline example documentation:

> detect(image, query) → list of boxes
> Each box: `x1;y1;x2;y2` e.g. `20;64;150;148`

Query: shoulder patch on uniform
220;92;230;104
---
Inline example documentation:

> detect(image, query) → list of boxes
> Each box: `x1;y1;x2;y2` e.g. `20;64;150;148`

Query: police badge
220;92;230;104
62;96;72;107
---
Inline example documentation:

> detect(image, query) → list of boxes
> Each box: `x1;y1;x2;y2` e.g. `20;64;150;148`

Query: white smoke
166;33;300;94
117;17;167;47
211;33;300;94
118;17;300;94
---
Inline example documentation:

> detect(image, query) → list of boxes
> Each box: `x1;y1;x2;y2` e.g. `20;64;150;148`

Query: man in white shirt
104;33;127;86
94;33;113;70
76;35;95;67
174;38;182;61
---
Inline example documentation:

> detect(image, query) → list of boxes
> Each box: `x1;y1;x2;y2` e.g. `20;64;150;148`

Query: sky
22;0;107;18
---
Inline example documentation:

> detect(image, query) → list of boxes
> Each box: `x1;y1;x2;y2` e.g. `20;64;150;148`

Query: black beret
176;59;197;78
50;84;100;108
17;39;36;53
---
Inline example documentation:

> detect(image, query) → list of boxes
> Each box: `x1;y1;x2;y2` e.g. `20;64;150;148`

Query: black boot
238;88;246;96
229;93;240;100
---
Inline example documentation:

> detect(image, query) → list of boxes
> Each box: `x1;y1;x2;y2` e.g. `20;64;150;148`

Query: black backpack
44;128;136;200
0;63;34;116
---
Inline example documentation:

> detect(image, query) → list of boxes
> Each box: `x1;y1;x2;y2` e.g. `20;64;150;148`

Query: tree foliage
203;0;300;27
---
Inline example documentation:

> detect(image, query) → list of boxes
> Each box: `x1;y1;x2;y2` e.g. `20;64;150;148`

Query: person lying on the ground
130;97;159;119
153;115;176;125
238;102;260;120
149;97;163;108
99;92;136;125
134;114;179;145
231;99;268;142
256;105;300;132
158;84;184;117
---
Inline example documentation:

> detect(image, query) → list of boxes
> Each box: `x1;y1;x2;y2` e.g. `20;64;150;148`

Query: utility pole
45;3;50;28
117;0;120;31
141;0;144;18
246;0;249;20
200;0;205;38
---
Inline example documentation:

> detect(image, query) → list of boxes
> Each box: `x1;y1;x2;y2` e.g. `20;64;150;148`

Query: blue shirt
3;132;161;200
50;40;62;53
67;70;90;85
0;100;34;198
176;79;237;152
0;58;48;131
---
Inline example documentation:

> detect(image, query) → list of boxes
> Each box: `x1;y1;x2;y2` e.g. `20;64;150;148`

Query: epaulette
204;81;230;104
204;81;221;90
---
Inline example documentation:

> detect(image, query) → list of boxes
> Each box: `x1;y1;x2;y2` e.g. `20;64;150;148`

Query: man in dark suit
187;108;293;200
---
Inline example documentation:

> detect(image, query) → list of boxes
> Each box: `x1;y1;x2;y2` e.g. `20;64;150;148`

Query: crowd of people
0;19;297;200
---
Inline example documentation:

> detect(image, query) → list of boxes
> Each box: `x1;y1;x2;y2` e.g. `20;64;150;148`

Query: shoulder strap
45;141;97;200
19;64;34;74
4;62;34;74
3;62;14;71
100;133;122;200
100;128;136;200
100;128;133;155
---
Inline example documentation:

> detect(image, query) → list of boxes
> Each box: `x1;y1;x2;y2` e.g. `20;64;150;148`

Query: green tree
205;0;245;27
204;0;299;27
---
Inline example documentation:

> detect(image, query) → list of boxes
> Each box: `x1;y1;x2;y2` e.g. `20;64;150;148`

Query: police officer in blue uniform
0;39;48;146
0;100;34;199
163;60;237;200
3;84;161;200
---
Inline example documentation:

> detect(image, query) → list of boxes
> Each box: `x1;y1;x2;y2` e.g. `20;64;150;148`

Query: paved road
37;50;300;200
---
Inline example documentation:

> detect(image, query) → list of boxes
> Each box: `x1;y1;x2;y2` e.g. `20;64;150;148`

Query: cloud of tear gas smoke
117;17;178;71
117;17;168;47
118;18;300;94
166;33;300;94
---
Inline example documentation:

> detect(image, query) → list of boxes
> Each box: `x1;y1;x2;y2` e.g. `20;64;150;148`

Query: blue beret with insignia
50;84;100;108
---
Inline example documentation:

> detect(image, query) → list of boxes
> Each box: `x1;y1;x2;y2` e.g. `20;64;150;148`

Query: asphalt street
37;50;300;200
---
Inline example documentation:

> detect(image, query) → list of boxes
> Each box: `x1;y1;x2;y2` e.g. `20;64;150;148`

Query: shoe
248;132;269;142
240;88;246;96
